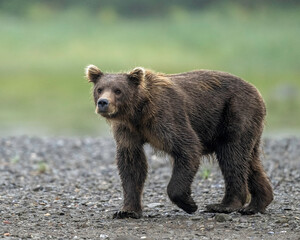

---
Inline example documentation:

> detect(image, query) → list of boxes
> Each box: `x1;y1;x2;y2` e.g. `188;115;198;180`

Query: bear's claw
177;200;198;214
239;206;264;215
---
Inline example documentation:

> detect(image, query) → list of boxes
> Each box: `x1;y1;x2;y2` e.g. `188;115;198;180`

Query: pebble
275;218;289;224
32;186;43;192
0;136;299;239
147;203;164;208
215;214;232;222
238;218;248;223
205;224;215;230
100;234;109;239
115;236;139;240
191;216;202;221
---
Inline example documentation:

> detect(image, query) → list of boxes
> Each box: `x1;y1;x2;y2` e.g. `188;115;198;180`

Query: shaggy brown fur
86;65;273;219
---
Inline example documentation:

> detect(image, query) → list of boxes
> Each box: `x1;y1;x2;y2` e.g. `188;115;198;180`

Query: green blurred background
0;0;299;137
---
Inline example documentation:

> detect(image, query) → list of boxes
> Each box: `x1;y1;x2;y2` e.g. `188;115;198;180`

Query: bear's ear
128;67;145;85
85;65;103;83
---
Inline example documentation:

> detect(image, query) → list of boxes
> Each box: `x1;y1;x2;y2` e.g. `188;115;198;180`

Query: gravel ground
0;136;300;240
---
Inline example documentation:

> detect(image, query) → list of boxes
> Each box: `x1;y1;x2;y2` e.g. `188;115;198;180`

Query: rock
99;234;109;239
215;214;232;222
275;217;289;224
205;224;214;230
147;203;164;208
115;236;139;240
32;186;43;192
191;216;202;221
1;136;300;239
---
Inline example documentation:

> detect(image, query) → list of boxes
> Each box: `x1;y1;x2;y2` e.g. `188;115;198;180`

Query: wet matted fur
86;65;273;219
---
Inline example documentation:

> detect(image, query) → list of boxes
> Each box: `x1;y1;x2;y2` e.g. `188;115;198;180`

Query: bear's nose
97;99;109;111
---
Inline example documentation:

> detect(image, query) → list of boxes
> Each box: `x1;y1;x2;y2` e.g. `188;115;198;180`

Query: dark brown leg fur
167;135;201;214
239;140;273;215
113;145;147;219
167;162;198;214
206;142;249;213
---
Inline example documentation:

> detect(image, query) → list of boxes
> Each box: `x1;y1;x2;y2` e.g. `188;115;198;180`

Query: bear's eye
97;88;102;94
115;89;122;95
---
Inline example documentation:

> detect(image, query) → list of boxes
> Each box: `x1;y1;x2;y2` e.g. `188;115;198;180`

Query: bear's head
86;65;146;120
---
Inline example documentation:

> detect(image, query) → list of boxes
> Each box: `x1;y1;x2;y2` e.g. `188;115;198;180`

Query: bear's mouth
100;112;118;119
95;108;118;119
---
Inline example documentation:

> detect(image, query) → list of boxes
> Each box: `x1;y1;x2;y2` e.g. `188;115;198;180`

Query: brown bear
86;65;273;219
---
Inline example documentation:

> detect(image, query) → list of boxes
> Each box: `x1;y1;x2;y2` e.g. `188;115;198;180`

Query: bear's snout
97;98;109;112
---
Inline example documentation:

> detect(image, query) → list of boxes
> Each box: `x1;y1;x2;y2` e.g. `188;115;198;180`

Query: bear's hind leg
206;142;249;213
240;141;273;215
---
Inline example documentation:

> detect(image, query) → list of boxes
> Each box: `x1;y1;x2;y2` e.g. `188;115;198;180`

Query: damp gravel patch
0;136;299;239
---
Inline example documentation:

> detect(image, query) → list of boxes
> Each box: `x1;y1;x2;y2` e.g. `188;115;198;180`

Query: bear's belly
142;130;166;152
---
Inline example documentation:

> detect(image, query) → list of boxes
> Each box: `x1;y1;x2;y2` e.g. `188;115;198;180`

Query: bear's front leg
113;144;148;219
167;134;201;214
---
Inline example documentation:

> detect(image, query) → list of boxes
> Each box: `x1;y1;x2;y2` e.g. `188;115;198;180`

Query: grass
0;5;299;136
200;167;211;180
37;161;48;174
